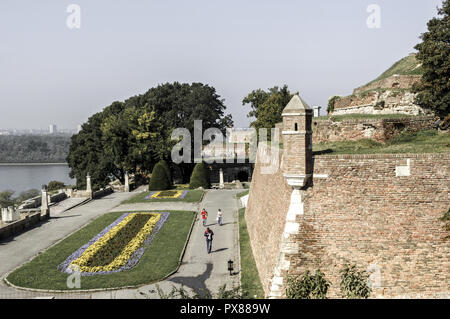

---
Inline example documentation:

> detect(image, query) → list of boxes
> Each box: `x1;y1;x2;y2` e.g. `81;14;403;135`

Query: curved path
88;189;241;299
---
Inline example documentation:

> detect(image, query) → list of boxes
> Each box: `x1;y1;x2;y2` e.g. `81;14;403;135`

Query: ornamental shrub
339;264;372;299
148;162;171;191
157;160;172;187
47;180;66;191
189;162;210;189
286;270;330;299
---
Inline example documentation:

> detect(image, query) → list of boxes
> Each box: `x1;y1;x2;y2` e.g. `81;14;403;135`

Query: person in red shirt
201;208;208;227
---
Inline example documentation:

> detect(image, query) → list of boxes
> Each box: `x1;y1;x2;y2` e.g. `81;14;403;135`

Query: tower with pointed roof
281;94;313;187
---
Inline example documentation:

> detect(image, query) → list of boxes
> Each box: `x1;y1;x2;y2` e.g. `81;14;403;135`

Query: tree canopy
67;82;233;189
0;135;70;163
413;0;450;118
243;85;293;131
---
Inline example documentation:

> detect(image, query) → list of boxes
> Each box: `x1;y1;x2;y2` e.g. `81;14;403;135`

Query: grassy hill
365;54;423;86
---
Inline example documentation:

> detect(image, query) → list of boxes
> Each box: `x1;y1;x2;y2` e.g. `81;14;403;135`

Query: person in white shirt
217;209;223;226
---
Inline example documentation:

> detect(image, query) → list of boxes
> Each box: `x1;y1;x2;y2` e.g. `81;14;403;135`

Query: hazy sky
0;0;443;129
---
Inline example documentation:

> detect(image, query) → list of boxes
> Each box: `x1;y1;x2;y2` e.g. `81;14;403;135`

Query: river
0;164;75;194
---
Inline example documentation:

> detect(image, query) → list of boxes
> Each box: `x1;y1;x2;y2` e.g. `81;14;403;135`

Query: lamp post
228;259;234;276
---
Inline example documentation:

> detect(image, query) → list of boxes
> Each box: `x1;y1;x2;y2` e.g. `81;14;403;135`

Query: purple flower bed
57;212;170;276
144;190;188;200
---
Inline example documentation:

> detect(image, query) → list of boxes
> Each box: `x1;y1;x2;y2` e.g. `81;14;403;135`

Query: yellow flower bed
150;190;184;199
69;213;161;273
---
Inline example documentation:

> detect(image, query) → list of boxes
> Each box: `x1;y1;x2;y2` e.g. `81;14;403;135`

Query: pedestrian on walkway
217;209;223;226
201;208;208;227
204;227;214;254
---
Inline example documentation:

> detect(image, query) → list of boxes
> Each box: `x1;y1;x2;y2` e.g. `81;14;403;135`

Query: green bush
327;96;340;114
189;162;210;189
148;162;171;191
157;160;172;187
339;264;372;299
286;270;330;299
47;181;66;191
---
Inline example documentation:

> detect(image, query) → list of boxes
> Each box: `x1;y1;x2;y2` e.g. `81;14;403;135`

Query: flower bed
145;190;188;200
58;212;169;276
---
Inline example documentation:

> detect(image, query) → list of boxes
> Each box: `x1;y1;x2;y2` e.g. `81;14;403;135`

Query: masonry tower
281;94;313;187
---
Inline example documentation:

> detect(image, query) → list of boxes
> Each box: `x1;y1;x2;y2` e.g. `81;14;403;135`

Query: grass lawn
238;208;264;299
236;190;249;198
314;130;450;155
121;189;204;204
6;210;195;290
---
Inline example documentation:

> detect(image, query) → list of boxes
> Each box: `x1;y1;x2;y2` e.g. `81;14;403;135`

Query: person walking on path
204;227;214;254
201;208;208;227
217;209;223;226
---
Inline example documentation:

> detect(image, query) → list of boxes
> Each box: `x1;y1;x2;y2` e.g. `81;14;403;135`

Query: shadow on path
213;248;228;253
168;262;213;298
50;214;81;220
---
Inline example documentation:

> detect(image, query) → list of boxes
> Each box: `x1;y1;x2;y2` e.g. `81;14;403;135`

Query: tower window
294;123;298;131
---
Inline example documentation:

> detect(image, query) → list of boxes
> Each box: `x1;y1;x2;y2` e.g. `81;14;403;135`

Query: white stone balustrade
1;207;20;223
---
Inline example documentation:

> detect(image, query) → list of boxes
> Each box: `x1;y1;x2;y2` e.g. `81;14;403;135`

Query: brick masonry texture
246;151;450;298
312;116;437;144
246;150;291;296
353;75;421;95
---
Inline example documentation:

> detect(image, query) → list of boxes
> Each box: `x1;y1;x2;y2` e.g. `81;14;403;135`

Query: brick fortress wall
311;116;437;143
246;150;450;298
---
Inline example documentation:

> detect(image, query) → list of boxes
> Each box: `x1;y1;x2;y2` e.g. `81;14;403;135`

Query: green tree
67;82;233;188
15;189;40;205
243;85;292;130
67;112;118;190
0;190;15;208
189;162;210;189
286;270;330;299
148;161;171;191
339;264;372;299
413;0;450;117
47;181;66;192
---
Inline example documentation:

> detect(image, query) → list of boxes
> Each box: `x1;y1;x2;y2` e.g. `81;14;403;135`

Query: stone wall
312;116;437;143
0;211;49;241
245;148;292;295
246;150;450;298
331;75;431;116
353;75;421;95
334;93;376;110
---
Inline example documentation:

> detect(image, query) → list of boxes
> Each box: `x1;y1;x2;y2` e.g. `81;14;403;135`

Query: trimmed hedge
189;162;210;189
149;161;171;191
158;160;172;187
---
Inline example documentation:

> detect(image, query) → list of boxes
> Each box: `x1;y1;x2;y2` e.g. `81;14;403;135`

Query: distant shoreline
0;163;68;166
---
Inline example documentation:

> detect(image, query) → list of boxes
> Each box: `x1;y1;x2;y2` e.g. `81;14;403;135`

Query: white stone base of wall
333;103;431;116
268;189;304;298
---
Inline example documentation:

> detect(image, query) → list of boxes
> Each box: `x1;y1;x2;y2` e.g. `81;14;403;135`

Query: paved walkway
89;189;241;299
49;197;89;215
0;191;137;298
0;189;241;299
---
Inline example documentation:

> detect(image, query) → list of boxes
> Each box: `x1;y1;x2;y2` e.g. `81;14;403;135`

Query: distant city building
77;124;82;133
49;124;57;134
0;129;11;136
